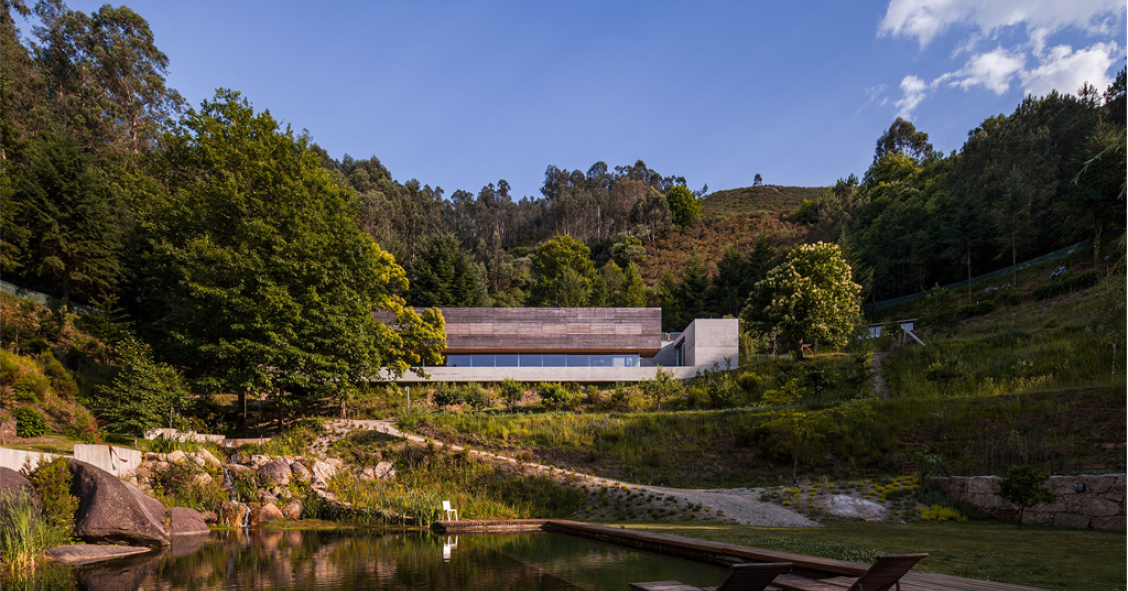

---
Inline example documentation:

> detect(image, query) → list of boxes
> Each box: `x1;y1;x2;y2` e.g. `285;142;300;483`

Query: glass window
446;355;471;367
542;355;566;367
589;355;612;367
471;355;495;367
494;354;519;367
567;355;590;367
519;355;542;367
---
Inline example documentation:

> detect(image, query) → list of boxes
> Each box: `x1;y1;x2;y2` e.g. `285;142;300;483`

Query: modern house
390;308;738;383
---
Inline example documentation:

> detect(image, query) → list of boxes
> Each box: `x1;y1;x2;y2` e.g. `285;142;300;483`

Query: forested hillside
1;0;1124;434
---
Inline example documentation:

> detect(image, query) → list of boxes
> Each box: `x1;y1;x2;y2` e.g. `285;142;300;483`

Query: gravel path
321;419;819;528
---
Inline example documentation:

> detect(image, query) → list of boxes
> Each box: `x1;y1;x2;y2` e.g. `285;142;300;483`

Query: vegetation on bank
612;520;1126;590
0;458;76;574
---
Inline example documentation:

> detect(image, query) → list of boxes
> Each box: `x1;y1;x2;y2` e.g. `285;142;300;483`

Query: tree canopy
141;90;444;420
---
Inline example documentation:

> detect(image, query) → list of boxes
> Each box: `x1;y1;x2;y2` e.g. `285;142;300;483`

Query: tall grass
0;490;72;575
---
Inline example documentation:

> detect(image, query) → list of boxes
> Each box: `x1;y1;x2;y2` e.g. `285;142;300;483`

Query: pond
17;529;730;590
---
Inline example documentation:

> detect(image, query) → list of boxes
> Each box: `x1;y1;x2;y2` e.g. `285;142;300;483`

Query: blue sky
16;1;1126;198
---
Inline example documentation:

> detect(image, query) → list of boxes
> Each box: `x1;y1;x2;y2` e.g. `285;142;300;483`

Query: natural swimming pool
26;529;730;590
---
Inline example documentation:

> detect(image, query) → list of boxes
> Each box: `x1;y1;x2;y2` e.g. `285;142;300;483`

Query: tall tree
142;90;444;426
873;117;934;163
743;242;861;358
407;233;487;307
10;128;121;309
617;262;647;307
665;185;701;229
528;235;596;306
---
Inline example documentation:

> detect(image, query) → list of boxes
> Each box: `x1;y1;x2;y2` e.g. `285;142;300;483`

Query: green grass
702;185;826;215
606;520;1125;590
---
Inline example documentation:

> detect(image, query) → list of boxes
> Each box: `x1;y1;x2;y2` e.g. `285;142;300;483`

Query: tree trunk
1094;223;1104;265
966;246;973;303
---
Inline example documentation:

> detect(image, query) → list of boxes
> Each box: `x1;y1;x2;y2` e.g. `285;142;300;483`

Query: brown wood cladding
439;308;662;355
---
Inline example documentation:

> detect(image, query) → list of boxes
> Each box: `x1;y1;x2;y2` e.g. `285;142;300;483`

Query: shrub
1000;464;1057;528
1032;269;1102;300
37;352;78;399
536;382;569;409
959;300;997;319
96;336;189;435
12;407;47;438
0;489;72;574
918;504;968;521
498;378;524;410
25;458;77;531
461;383;492;409
432;383;461;408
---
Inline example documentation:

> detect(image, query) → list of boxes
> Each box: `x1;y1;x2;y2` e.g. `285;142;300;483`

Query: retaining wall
931;474;1125;531
0;445;141;479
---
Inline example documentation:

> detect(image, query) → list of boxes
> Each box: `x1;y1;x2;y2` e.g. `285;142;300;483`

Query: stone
283;501;303;520
1051;513;1091;529
361;466;376;480
251;503;284;524
169;506;210;535
1078;495;1121;517
1107;485;1125;503
947;476;969;495
310;475;327;490
1083;474;1118;494
1091;516;1126;531
258;460;291;486
290;462;311;482
824;495;889;521
225;463;251;475
966;476;999;495
143;453;162;462
191;473;214;488
69;460;170;548
249;454;271;467
221;501;249;527
46;544;152;565
1022;511;1052;526
374;461;396;479
170;533;210;557
0;466;38;504
166;450;187;464
1048;476;1080;496
200;510;218;523
326;458;343;469
311;461;337;482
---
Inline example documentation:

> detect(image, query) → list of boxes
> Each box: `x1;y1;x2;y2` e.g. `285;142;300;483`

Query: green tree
529;235;596;306
142;90;445;427
407;233;487;307
676;255;708;326
873;117;934;163
665;185;700;228
616;262;647;307
10;128;122;310
999;465;1057;528
96;336;188;435
743;242;861;358
640;367;682;410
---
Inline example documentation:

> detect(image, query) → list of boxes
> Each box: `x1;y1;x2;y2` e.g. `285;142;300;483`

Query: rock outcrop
69;461;170;548
169;507;210;536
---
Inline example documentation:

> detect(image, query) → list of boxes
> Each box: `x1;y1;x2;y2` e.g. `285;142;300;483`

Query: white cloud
1021;42;1120;96
942;47;1026;94
880;0;1125;48
895;75;929;118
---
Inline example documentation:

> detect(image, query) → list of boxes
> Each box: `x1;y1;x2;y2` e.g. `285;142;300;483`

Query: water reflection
12;529;728;591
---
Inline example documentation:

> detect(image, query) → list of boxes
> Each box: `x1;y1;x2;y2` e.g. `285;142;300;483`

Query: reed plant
0;490;72;575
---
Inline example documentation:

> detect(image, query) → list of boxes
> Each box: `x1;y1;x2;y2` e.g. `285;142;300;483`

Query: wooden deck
433;519;1051;591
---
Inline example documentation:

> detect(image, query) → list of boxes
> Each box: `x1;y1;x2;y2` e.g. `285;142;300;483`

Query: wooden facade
439;307;662;356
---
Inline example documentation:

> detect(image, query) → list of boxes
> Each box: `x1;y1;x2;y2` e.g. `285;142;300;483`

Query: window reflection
443;354;640;367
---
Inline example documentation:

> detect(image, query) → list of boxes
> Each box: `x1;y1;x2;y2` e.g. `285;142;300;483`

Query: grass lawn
604;520;1125;590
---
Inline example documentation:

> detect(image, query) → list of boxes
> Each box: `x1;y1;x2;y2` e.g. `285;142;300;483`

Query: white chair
442;500;459;521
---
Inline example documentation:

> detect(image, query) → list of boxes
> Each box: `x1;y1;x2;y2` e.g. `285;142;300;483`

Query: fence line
0;280;94;314
865;231;1122;311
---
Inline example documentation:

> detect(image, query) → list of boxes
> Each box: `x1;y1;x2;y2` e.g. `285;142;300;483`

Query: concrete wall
0;445;141;479
931;474;1125;531
683;319;739;370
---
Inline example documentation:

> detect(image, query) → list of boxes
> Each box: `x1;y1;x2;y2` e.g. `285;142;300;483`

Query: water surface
25;529;730;590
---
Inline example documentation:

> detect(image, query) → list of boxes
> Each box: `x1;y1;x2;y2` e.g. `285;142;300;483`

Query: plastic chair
442;500;459;521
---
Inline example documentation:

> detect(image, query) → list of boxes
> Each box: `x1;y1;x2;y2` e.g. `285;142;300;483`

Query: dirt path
320;419;818;528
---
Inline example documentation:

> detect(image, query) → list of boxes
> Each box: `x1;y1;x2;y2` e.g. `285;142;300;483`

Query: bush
536;382;569;409
96;336;189;435
1032;269;1102;300
959;300;997;319
12;407;46;438
461;383;492;409
432;383;462;408
498;378;524;409
0;489;72;574
37;352;78;399
918;504;968;521
25;458;76;530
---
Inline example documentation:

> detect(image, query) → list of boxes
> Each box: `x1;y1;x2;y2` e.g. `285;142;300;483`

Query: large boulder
46;544;152;565
196;449;223;468
169;506;210;535
825;495;889;521
221;501;249;527
374;461;396;480
258;460;291;486
69;460;170;548
290;462;312;482
0;466;39;505
282;501;303;520
310;461;336;482
250;503;283;525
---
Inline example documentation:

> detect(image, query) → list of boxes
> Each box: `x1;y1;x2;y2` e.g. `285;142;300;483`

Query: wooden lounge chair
768;553;928;591
630;562;793;591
